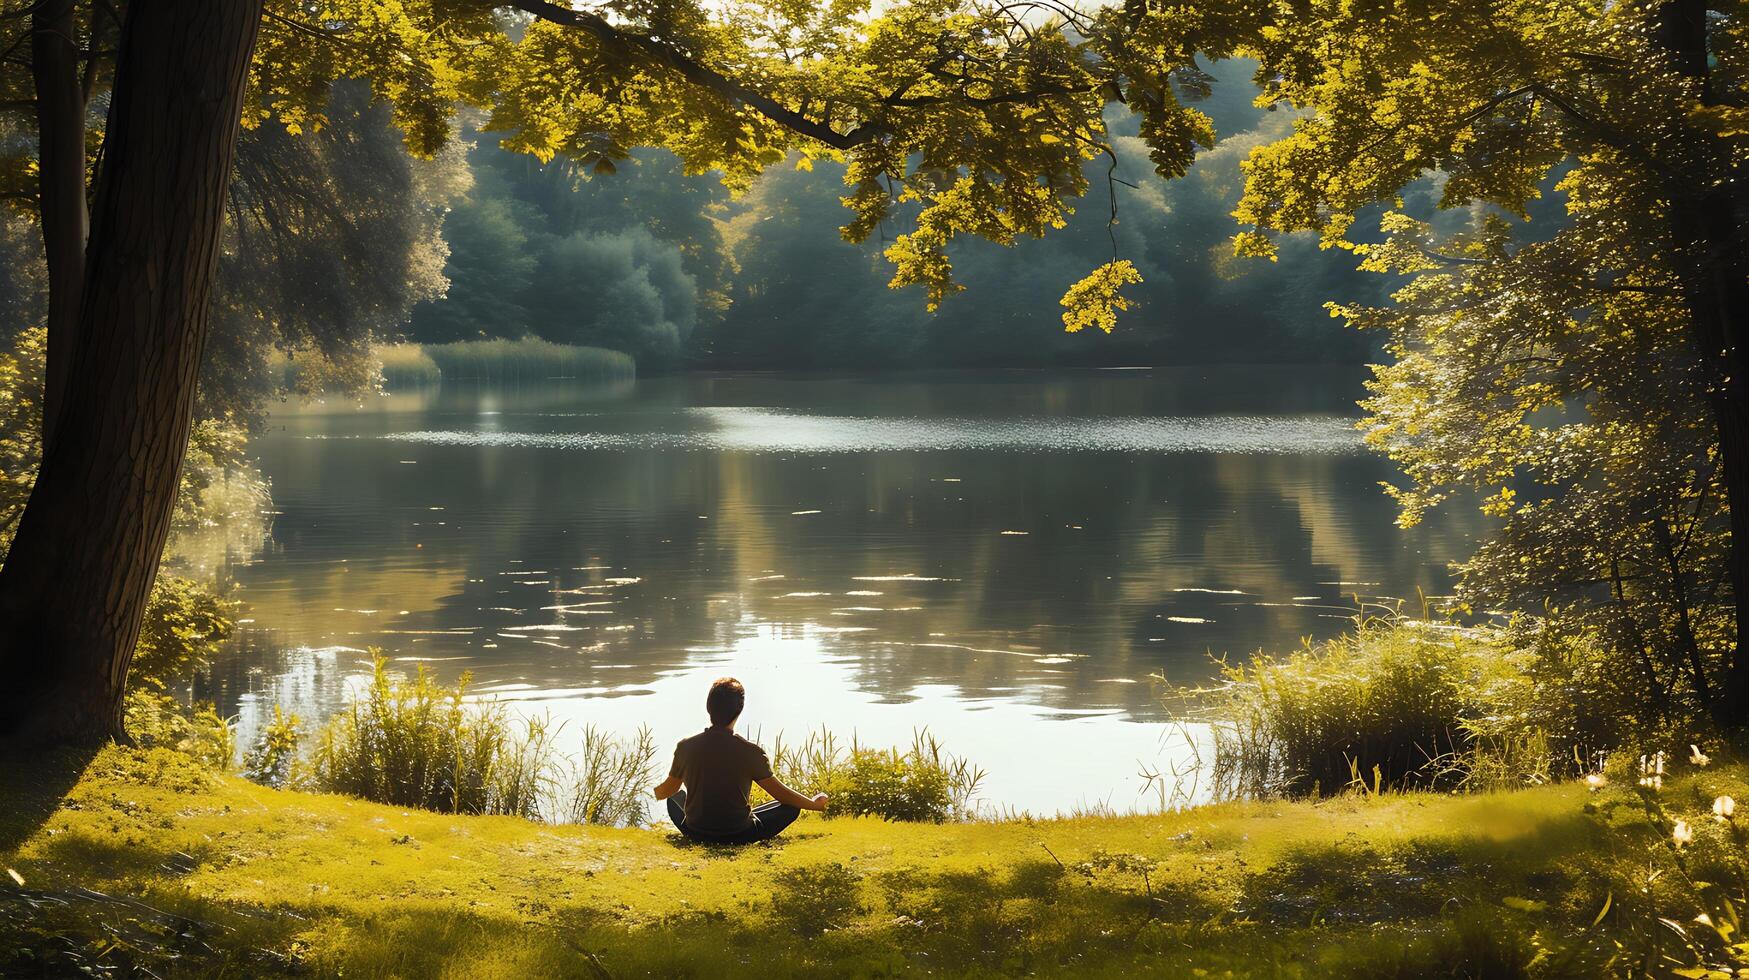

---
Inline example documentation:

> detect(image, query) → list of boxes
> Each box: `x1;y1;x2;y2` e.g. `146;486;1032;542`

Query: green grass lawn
1;746;1732;978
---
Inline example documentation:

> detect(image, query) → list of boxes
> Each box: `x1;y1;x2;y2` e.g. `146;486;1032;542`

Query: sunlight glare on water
369;406;1363;455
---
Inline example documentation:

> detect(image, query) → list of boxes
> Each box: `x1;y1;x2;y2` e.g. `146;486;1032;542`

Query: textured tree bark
0;0;263;746
1655;0;1749;723
1681;195;1749;725
30;0;87;447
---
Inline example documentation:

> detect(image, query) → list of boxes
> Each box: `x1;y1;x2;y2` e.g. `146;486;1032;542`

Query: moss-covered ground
3;746;1734;977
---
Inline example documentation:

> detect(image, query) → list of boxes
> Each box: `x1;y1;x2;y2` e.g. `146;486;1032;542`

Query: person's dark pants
666;789;800;844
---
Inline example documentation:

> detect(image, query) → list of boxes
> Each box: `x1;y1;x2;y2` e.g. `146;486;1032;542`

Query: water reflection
371;407;1363;454
200;368;1480;811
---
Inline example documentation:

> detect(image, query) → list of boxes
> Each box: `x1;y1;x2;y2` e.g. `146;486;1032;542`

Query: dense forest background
0;59;1557;374
417;58;1395;369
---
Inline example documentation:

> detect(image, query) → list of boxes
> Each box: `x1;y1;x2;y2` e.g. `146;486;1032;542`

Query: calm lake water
197;368;1479;813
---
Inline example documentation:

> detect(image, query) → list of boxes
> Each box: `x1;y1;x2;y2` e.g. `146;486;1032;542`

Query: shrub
825;749;952;822
131;575;236;691
284;339;636;390
119;574;239;769
307;653;555;817
173;417;271;531
1184;618;1568;798
760;728;985;822
241;705;303;788
490;712;559;819
124;690;233;770
1508;617;1700;765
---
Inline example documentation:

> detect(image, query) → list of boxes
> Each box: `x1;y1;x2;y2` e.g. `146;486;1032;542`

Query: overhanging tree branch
505;0;1098;151
506;0;888;149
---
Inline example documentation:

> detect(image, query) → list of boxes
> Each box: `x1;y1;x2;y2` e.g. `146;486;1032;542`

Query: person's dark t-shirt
669;726;774;833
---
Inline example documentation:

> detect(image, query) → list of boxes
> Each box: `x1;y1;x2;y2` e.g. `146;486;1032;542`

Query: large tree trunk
30;0;88;447
1682;198;1749;724
1655;0;1749;722
0;0;263;746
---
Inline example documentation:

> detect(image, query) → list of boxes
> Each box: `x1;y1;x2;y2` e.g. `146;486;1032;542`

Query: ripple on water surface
328;407;1364;455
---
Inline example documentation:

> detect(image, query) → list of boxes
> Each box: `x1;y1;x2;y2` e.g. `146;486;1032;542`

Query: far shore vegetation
277;338;637;393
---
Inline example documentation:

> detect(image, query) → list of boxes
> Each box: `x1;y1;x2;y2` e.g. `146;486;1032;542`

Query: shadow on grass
769;861;865;936
0;880;301;978
0;834;1611;980
0;758;1620;979
1238;810;1604;927
659;828;825;855
0;743;99;853
4;830;1230;976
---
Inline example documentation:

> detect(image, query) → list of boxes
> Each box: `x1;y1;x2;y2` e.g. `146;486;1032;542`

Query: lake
196;367;1480;814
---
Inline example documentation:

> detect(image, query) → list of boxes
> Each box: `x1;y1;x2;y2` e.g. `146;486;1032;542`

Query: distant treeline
0;64;1555;381
408;60;1416;370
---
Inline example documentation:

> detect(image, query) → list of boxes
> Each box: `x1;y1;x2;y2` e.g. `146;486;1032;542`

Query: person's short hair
707;677;745;726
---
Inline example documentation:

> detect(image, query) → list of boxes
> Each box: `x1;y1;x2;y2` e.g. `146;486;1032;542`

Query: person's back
652;677;827;843
669;725;770;834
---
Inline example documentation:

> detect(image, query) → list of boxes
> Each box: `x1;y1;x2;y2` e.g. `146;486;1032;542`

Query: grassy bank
6;745;1742;977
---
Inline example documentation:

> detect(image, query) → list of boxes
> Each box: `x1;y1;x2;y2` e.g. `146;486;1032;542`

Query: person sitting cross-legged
652;677;827;844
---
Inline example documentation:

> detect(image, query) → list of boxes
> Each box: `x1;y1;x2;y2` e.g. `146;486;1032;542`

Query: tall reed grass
552;725;658;826
1180;618;1552;798
308;655;556;817
281;659;986;826
277;339;636;393
373;344;441;388
419;338;634;384
300;654;655;825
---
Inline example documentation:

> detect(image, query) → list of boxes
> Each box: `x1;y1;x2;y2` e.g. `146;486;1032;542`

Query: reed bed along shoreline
280;338;637;392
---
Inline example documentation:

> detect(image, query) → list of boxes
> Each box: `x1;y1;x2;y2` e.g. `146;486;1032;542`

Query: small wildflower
1673;819;1695;848
1585;772;1608;792
1716;796;1736;822
1691;744;1711;767
1639;753;1666;790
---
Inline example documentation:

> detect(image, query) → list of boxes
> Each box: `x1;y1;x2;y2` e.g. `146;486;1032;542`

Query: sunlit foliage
233;0;1178;329
308;653;557;817
755;727;986;822
1197;0;1749;724
206;81;469;415
1182;617;1611;798
1060;259;1143;333
4;0;1743;741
